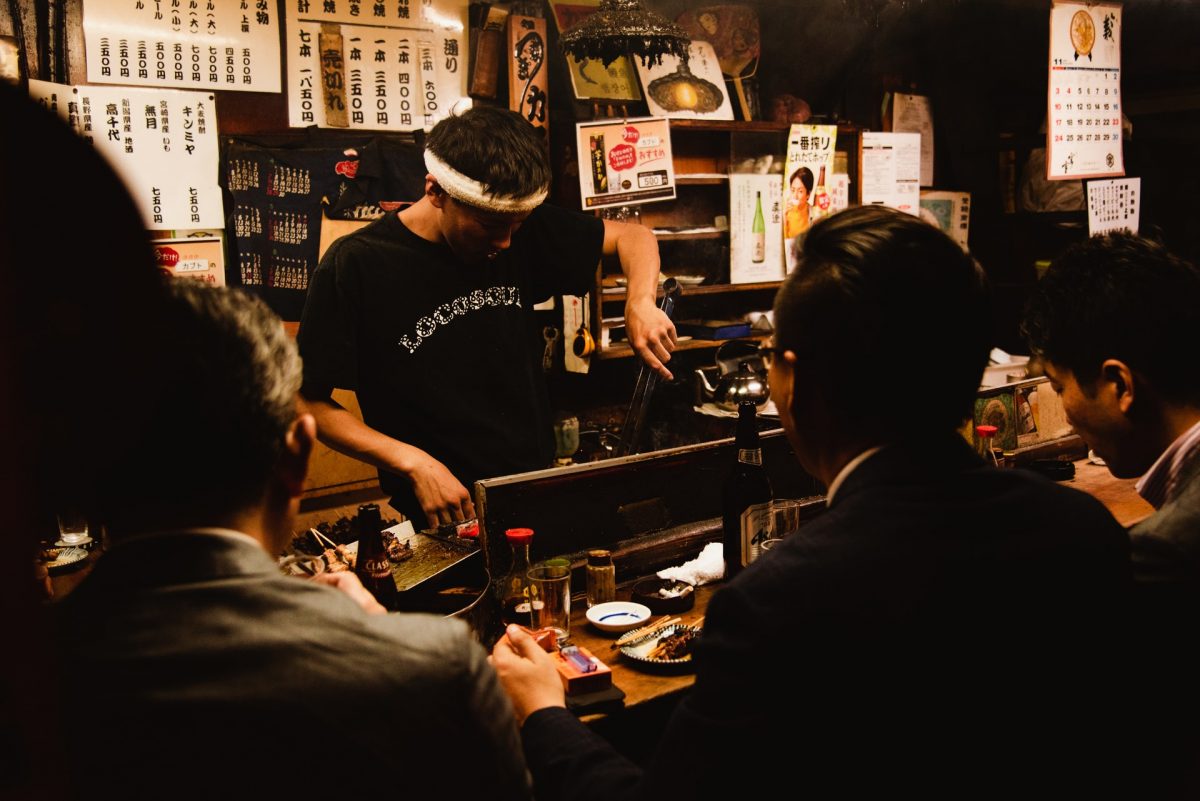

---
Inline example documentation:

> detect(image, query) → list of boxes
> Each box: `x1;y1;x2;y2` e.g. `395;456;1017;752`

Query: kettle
695;359;770;410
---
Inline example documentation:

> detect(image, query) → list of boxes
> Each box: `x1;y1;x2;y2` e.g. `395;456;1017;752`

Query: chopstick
611;616;681;650
310;527;337;548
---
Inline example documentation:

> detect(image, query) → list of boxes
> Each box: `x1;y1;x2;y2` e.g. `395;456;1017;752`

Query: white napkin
657;541;726;585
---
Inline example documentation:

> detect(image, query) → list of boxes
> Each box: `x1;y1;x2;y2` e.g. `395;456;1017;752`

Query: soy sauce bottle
722;402;773;578
354;503;398;610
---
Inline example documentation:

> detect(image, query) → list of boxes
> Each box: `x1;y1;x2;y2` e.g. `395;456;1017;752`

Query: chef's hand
311;571;388;615
489;624;566;726
625;298;677;380
404;452;475;529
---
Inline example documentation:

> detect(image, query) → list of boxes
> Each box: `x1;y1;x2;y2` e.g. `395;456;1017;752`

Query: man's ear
1101;359;1136;415
425;176;447;208
278;413;316;498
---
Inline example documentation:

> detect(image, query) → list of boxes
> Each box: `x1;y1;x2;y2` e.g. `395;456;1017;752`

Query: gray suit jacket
55;529;530;800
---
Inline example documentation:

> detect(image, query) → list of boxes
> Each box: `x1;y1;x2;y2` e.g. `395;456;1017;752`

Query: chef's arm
602;218;677;380
300;390;475;527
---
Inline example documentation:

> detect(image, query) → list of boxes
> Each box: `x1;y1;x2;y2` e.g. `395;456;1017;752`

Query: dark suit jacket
522;435;1133;800
55;530;530;800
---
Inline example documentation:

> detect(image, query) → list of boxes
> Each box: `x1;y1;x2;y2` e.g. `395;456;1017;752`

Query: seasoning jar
586;549;616;608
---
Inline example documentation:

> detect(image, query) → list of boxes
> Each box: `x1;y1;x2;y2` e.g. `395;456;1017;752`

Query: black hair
789;167;814;194
426;104;550;199
1022;232;1200;405
773;205;991;437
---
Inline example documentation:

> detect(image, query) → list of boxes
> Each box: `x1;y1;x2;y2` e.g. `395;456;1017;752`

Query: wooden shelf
669;119;862;135
599;332;769;360
652;227;726;241
676;174;729;185
600;280;782;303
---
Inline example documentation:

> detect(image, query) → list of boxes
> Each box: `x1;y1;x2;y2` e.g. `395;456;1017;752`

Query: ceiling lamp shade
560;0;691;68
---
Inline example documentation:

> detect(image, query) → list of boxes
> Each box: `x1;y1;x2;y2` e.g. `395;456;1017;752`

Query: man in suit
491;206;1132;799
55;280;530;800
1023;232;1200;611
1023;233;1200;793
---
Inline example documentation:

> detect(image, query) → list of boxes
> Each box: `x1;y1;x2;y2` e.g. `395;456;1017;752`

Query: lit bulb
673;82;698;110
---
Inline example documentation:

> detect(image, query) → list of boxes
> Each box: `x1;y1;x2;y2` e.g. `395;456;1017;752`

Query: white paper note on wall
861;132;921;215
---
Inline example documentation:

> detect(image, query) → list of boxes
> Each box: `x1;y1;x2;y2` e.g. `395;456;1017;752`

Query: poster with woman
782;124;837;272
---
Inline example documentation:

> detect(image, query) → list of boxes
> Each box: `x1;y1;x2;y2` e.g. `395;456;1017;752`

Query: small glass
56;509;92;547
769;499;804;541
528;560;571;644
553;416;580;466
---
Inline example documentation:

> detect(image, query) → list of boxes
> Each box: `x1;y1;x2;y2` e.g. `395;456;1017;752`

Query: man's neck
1160;405;1200;453
397;197;443;244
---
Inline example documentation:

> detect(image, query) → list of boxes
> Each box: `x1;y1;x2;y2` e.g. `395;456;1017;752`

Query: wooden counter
567;586;712;722
1067;459;1153;527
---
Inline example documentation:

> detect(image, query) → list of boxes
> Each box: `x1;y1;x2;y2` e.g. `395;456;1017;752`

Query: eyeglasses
757;339;785;369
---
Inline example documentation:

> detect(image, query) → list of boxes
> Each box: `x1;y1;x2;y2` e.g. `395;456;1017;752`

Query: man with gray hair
55;280;531;800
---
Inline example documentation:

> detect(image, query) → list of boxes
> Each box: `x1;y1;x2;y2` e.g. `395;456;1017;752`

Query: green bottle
751;190;766;263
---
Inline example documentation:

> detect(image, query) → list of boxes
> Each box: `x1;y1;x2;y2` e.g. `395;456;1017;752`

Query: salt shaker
586;549;616;608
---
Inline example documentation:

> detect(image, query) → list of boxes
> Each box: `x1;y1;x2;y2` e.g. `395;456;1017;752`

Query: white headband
424;149;547;214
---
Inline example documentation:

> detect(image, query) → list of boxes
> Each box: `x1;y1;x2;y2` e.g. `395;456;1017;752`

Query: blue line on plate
599;612;644;621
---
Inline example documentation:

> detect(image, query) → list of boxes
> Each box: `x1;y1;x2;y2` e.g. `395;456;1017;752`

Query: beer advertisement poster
575;117;676;210
783;124;837;272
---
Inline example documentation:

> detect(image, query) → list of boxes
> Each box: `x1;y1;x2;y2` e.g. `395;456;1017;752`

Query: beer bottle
722;402;773;578
354;503;398;610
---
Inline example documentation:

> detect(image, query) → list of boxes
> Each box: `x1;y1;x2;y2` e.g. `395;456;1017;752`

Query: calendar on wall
1047;1;1123;181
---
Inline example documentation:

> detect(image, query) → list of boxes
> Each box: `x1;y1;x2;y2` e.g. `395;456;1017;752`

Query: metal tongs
615;277;682;458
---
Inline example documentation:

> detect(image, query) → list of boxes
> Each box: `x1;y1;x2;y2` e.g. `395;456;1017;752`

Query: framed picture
636;40;732;120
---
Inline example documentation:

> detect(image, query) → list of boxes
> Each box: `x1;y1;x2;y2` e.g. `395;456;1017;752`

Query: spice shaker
586;549;616;608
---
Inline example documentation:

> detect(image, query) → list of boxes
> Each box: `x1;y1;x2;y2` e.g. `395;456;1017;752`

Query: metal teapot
695;346;770;410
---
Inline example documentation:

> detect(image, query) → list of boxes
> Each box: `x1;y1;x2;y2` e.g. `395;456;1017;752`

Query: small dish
631;578;696;614
43;546;89;574
586;601;652;633
620;623;701;670
671;275;706;286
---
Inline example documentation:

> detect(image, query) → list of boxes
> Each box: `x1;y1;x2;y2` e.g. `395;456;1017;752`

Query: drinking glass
760;498;803;553
528;560;571;643
56;510;92;547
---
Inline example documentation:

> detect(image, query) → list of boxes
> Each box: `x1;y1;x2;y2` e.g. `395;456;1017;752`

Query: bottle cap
505;527;534;544
587;549;612;567
975;424;998;438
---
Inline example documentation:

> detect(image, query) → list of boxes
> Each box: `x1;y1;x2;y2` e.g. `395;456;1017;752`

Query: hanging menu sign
285;0;465;131
82;0;281;92
1047;1;1123;180
30;82;223;229
861;131;921;215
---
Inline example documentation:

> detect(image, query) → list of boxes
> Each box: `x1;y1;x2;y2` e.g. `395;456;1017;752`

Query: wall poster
782;123;837;272
1047;1;1123;180
285;0;466;131
82;0;281;92
575;117;676;210
860;131;921;215
30;80;223;230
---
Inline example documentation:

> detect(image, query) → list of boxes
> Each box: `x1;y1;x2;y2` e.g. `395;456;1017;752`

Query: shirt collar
826;446;886;507
1135;418;1200;509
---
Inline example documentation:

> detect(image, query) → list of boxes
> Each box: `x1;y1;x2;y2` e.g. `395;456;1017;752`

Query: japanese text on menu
29;80;224;230
285;0;465;131
1047;2;1123;180
82;0;281;92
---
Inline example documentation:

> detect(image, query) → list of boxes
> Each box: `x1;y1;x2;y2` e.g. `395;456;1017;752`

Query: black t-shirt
297;203;603;522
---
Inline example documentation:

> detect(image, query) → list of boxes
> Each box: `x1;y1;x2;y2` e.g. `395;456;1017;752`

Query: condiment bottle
353;503;398;610
586;549;616;608
975;424;1000;467
722;401;773;577
498;528;535;627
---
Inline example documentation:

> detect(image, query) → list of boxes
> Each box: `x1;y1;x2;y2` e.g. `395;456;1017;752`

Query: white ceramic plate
672;275;706;286
619;623;701;668
586;601;652;633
